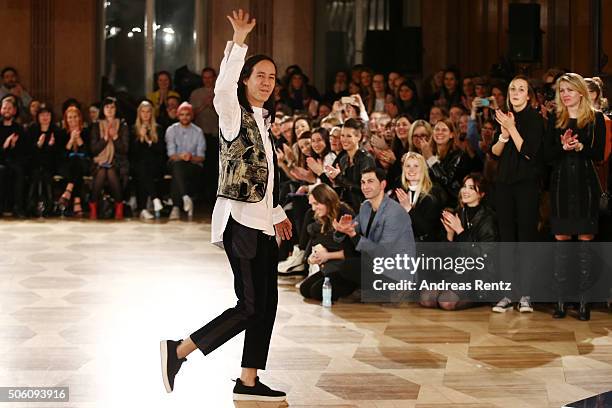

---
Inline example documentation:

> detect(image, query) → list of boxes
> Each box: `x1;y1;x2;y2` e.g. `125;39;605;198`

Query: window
102;0;205;99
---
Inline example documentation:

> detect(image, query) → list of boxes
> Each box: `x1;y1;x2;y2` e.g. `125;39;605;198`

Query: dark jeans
168;160;202;207
190;217;279;369
7;160;27;213
133;159;163;210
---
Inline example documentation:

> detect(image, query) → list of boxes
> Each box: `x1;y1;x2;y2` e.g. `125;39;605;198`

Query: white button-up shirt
210;41;287;245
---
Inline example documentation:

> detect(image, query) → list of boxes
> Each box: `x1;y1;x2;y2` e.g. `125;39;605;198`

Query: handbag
588;119;611;215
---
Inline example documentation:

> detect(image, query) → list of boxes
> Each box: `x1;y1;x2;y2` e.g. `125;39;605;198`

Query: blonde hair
401;152;433;198
555;73;595;129
135;100;159;143
408;120;432;152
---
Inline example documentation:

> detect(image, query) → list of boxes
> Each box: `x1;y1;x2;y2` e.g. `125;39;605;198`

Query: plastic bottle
322;277;332;307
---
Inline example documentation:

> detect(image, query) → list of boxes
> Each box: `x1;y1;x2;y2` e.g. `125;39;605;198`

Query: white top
210;41;287;245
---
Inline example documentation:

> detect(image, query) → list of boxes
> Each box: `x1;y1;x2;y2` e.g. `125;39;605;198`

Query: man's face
361;172;384;200
2;70;18;88
1;100;16;119
202;70;216;88
166;98;179;118
178;109;192;126
244;60;276;106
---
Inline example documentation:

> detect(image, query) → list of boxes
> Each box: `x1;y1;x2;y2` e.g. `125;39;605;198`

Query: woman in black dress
547;73;606;321
57;105;90;216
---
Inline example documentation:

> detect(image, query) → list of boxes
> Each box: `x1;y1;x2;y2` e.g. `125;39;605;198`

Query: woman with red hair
57;105;90;216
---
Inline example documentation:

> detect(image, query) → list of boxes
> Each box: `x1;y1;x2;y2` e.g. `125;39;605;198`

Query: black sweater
493;106;544;184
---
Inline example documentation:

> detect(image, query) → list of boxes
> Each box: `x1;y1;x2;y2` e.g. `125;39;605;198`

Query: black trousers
495;178;540;297
169;161;202;207
133;159;163;210
58;157;89;199
190;217;278;370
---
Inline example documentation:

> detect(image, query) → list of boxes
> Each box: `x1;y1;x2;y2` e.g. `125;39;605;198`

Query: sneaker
492;297;513;313
182;195;193;218
169;206;180;220
140;209;154;220
518;296;533;313
160;339;187;393
278;246;305;274
232;377;286;402
153;198;163;212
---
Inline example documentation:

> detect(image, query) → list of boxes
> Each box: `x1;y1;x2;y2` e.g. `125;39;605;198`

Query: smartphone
341;96;353;105
480;98;490;107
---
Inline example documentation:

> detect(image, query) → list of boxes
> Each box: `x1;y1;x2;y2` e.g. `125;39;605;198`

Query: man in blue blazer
334;167;416;290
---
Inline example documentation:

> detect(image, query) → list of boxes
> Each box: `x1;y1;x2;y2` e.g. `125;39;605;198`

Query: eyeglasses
412;133;429;139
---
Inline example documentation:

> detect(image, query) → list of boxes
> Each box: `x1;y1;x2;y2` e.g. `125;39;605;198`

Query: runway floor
0;218;610;407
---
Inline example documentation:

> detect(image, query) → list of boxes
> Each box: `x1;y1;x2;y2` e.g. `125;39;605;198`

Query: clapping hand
332;214;357;237
306;157;324;176
395;188;412;211
440;210;464;235
324;164;341;180
495;109;515;130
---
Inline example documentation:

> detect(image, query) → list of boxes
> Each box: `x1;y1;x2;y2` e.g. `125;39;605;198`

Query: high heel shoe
552;301;566;318
73;200;83;217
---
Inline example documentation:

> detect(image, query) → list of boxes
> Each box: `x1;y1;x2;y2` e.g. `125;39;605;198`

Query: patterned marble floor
0;218;610;408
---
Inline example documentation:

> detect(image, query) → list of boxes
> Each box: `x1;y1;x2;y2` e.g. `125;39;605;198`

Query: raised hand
306;157;324;176
395;188;412;211
333;214;357;237
227;9;256;46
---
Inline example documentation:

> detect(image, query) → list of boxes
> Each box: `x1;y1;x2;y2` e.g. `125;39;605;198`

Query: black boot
553;301;566;318
552;241;569;319
577;241;593;321
578;299;591;321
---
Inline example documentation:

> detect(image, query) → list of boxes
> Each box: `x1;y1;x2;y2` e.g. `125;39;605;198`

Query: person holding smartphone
490;75;544;314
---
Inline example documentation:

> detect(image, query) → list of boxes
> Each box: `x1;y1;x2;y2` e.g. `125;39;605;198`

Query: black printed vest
217;106;278;204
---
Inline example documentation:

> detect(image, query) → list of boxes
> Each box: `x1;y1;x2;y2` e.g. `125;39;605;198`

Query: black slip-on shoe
160;339;187;393
232;377;286;401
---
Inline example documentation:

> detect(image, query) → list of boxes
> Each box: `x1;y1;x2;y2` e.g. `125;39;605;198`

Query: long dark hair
238;54;277;123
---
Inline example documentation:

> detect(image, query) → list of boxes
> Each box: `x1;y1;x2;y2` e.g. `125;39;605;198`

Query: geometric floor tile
385;323;471;343
354;346;448;369
316;373;420;400
468;345;561;368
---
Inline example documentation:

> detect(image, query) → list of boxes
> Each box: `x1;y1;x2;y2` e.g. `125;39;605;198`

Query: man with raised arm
160;9;292;402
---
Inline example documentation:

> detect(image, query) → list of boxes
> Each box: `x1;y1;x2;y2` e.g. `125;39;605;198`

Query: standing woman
132;100;166;220
547;73;606;321
490;76;544;314
89;97;129;220
57;106;90;216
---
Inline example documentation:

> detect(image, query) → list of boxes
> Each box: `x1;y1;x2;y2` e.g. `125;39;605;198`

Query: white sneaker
278;246;305;273
153;198;163;212
128;195;138;212
182;195;193;218
518;296;533;313
492;297;513;313
140;209;154;220
294;264;320;288
169;206;180;220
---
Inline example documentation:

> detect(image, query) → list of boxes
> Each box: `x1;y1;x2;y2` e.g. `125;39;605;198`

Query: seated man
0;67;32;122
165;102;206;219
334;167;415;300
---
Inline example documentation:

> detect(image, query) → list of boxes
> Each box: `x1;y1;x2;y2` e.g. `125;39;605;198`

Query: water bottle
322;277;332;307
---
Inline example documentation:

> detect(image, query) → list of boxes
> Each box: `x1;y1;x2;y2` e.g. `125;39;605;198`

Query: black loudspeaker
508;4;542;62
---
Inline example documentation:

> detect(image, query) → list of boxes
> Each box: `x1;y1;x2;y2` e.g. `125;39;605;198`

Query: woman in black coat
421;118;482;206
546;73;606;321
420;173;498;311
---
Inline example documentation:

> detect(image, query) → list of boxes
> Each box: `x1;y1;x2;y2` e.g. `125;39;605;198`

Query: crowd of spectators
1;61;610;320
